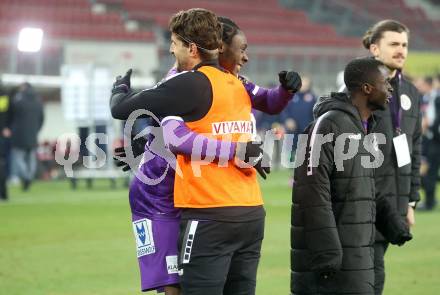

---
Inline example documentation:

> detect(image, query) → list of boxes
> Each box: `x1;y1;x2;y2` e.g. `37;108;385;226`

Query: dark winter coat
371;74;422;242
0;88;11;156
10;86;44;149
429;93;440;143
291;92;376;294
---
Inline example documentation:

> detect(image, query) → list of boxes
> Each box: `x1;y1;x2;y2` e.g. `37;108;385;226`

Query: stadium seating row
0;21;153;42
0;5;122;25
0;0;152;42
122;0;359;47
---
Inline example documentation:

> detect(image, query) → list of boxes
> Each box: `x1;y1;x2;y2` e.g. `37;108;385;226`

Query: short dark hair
362;20;409;49
218;16;240;45
344;58;384;93
169;8;222;60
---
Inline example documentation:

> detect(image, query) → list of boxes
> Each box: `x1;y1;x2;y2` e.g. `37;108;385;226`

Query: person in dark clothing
10;82;44;191
280;76;317;151
291;58;411;295
422;86;440;210
0;81;12;201
362;20;422;294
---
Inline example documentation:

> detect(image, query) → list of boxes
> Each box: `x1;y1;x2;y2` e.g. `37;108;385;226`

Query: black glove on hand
236;141;263;163
235;141;271;179
112;69;132;94
254;151;271;179
376;197;413;246
381;216;413;246
113;134;147;172
113;147;131;172
278;70;302;93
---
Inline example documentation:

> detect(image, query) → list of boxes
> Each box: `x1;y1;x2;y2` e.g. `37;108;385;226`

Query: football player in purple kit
113;13;301;294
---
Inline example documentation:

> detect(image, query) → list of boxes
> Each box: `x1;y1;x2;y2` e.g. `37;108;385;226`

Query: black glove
235;141;271;179
278;70;302;93
254;151;271;179
113;147;131;172
112;69;132;94
113;134;147;172
376;197;413;246
236;141;263;163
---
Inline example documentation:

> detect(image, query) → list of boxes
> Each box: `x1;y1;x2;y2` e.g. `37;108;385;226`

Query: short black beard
386;63;402;72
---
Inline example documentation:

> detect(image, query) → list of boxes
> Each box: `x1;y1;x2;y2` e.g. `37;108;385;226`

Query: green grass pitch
1;170;439;294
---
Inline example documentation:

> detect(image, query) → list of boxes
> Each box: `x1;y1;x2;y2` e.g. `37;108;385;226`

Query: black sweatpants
0;156;7;200
178;218;265;295
422;142;440;209
374;242;389;295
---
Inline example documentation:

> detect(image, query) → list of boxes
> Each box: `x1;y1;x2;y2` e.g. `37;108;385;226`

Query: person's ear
219;41;225;54
188;43;198;56
370;43;380;58
363;83;373;94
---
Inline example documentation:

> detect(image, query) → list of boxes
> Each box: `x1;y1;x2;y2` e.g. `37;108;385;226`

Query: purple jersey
128;67;181;220
129;153;180;220
240;76;293;114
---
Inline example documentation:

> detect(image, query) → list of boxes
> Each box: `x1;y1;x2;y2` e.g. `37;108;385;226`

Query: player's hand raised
112;69;132;94
278;70;302;93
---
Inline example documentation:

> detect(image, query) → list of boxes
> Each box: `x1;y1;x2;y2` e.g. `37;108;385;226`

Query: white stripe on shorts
182;220;198;264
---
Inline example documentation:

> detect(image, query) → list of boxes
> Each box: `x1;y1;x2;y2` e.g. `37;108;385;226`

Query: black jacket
10;87;44;149
429;93;440;143
291;93;376;294
371;73;422;242
0;89;11;130
0;88;11;156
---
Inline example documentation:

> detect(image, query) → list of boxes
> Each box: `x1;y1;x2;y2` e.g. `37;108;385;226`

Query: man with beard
291;57;412;294
362;20;422;295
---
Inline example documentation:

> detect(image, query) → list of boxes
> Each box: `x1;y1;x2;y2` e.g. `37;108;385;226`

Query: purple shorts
132;213;180;292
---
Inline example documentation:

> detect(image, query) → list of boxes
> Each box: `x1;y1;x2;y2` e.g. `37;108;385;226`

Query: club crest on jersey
400;94;412;111
212;120;254;135
132;219;155;257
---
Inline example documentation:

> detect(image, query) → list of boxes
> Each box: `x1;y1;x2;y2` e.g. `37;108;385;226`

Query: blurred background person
253;77;315;171
0;79;12;201
414;76;433;188
10;82;44;191
421;74;440;210
281;76;316;153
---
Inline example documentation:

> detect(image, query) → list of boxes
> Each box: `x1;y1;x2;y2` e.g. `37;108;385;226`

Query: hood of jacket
313;92;369;132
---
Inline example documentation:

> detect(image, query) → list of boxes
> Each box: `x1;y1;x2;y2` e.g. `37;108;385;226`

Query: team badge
133;218;155;257
400;94;412;111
